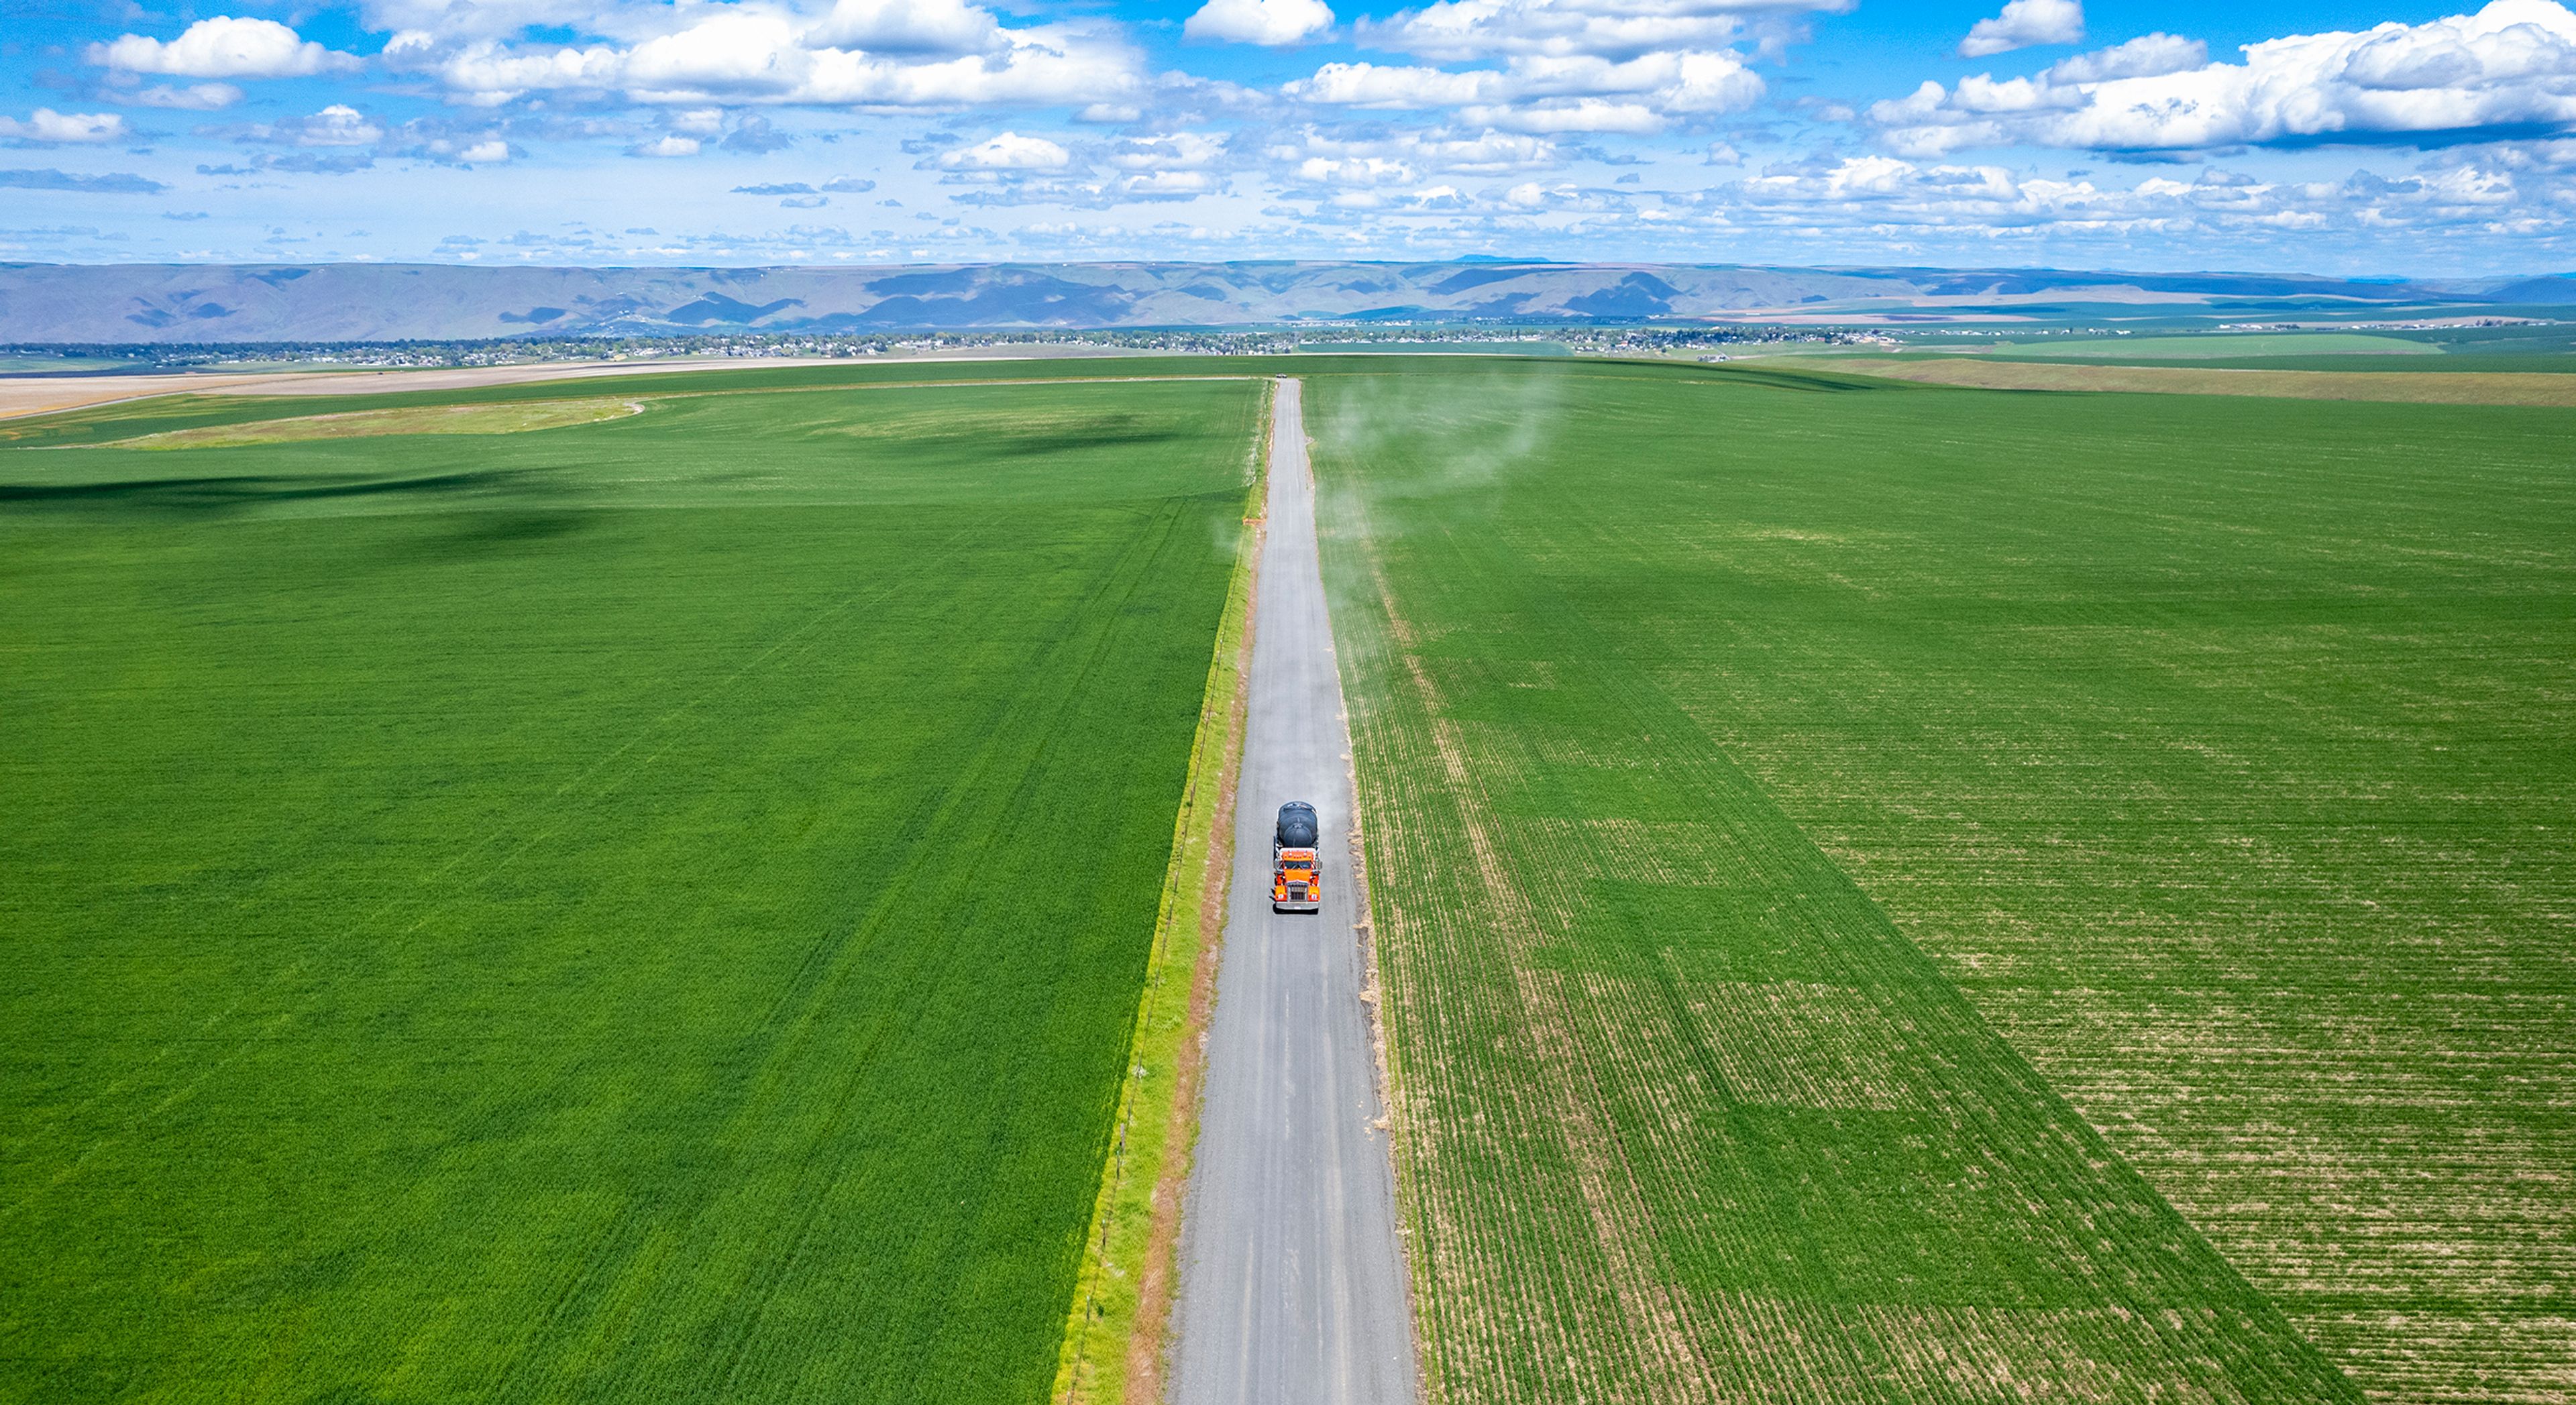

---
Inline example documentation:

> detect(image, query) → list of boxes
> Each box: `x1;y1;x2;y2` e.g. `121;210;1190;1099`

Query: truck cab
1272;801;1322;913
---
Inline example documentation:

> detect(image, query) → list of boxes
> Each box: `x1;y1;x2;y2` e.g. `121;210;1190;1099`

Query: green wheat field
1311;359;2575;1404
0;370;1257;1402
5;355;2570;1404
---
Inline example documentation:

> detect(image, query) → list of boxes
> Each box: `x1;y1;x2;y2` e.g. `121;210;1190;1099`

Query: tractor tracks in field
0;517;1008;1227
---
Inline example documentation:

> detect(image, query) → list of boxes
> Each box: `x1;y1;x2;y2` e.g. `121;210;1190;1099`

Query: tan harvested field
0;361;814;420
0;371;288;419
0;346;1162;420
106;396;647;447
1778;355;2576;404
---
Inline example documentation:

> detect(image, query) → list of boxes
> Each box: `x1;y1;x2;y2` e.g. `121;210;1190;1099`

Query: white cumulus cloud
1289;47;1760;130
408;40;624;105
1297;153;1423;188
1289;62;1501;107
623;14;810;99
378;0;1143;111
802;34;1137;106
127;82;247;110
804;0;1005;54
1716;150;2534;245
89;17;359;79
941;131;1073;169
1271;124;1557;182
1187;0;1335;46
2045;32;2205;83
1105;131;1231;170
358;0;604;44
924;129;1240;207
1119;168;1222;196
1357;0;1845;62
1961;0;2083;58
1463;96;1662;132
231;104;387;148
0;109;129;144
1884;1;2576;156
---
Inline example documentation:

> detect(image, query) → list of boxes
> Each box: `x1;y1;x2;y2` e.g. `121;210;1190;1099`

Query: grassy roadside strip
1051;378;1271;1405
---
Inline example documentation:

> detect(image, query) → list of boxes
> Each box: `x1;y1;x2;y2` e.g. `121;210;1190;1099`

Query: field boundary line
1053;378;1270;1405
1764;354;2576;404
7;361;1805;443
0;373;1270;440
4;359;1815;443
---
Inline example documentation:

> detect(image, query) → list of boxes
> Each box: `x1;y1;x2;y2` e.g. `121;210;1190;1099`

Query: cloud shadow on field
971;419;1189;458
390;508;596;563
2;465;610;561
1700;366;1905;394
0;466;557;512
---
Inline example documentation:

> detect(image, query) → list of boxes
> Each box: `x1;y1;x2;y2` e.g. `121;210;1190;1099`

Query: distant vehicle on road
1273;801;1321;913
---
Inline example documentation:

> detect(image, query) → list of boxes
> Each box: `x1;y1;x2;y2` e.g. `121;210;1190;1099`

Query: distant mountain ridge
0;261;2561;343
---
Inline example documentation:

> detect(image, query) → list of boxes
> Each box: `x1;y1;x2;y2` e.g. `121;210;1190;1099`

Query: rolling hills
2;260;2565;344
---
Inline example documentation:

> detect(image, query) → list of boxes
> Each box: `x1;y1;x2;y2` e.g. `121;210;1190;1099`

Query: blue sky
5;0;2573;272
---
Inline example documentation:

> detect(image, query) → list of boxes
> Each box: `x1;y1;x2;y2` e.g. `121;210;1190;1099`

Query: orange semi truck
1272;801;1321;913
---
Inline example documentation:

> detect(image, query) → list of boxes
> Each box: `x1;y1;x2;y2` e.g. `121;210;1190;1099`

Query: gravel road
1169;377;1419;1405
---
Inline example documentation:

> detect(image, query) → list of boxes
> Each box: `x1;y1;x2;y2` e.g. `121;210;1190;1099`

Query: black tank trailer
1275;801;1318;848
